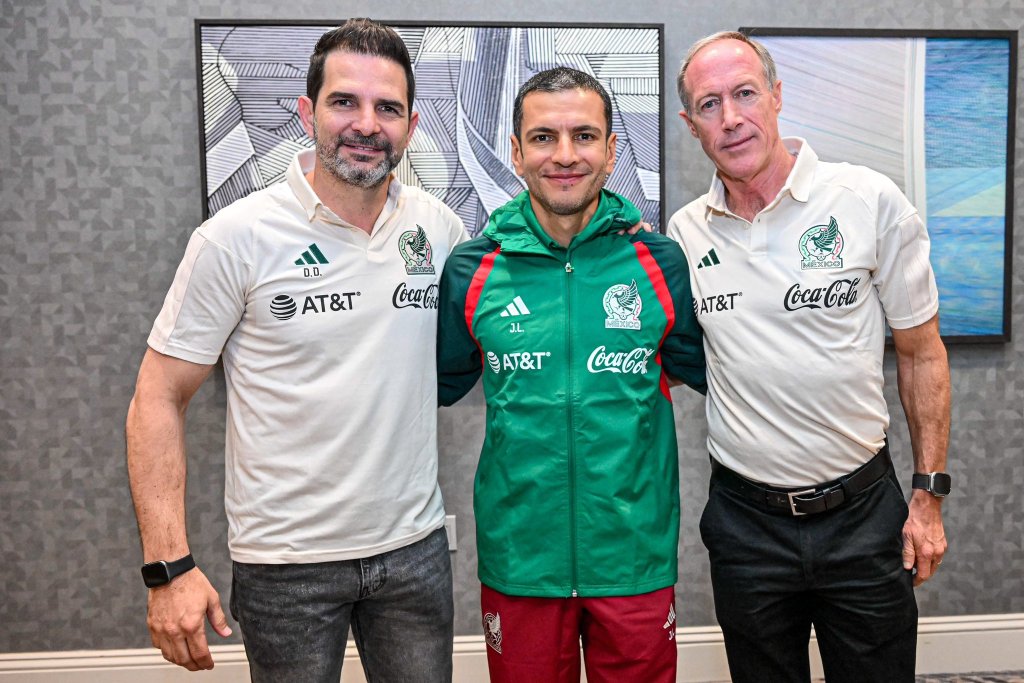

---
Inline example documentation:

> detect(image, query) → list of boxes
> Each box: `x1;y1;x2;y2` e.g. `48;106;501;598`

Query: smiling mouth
545;173;588;184
337;133;389;155
344;143;384;154
721;137;754;151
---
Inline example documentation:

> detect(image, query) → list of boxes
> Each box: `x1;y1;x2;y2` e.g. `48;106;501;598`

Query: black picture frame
740;27;1016;343
195;20;665;236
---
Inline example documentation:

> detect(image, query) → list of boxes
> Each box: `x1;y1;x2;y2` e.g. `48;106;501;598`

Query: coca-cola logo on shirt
586;346;655;374
784;277;861;311
392;282;439;309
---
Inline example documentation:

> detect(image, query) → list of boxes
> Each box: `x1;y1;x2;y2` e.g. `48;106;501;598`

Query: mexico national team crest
799;216;844;270
398;225;435;275
603;280;642;330
483;612;502;654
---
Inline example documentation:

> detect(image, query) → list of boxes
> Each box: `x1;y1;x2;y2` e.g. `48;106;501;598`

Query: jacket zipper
564;256;578;598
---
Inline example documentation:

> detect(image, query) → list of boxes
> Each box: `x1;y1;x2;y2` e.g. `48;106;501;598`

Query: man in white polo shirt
126;19;465;681
668;31;951;682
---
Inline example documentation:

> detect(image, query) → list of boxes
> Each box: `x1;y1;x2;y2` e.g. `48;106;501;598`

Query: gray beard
314;128;402;189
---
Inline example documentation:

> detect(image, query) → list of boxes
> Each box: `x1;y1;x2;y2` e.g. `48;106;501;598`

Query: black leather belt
711;444;892;516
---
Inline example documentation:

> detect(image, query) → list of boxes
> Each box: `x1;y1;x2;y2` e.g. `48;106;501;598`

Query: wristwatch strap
141;553;196;588
912;472;951;497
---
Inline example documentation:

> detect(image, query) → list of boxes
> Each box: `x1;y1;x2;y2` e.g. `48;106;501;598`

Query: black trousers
699;466;918;683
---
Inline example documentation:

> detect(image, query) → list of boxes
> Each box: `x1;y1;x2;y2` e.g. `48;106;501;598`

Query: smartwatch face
932;473;952;496
141;561;170;588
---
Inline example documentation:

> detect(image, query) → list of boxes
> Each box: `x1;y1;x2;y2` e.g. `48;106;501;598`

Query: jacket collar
483;190;642;254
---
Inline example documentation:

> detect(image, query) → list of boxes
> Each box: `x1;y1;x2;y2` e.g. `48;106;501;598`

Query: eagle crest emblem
483;612;502;654
799;216;844;270
398;225;435;275
603;280;643;330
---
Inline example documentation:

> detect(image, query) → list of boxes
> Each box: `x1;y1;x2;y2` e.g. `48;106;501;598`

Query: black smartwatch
912;472;951;498
141;554;196;588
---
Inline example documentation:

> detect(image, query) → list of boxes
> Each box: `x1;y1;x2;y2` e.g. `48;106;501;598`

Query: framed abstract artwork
742;28;1016;342
196;21;664;235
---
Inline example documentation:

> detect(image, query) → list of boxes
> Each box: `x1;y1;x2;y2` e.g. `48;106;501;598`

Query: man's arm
638;236;707;393
437;244;488;406
126;348;232;670
890;314;950;586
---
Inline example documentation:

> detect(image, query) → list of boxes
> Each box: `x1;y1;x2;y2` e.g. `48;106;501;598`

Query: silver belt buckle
787;489;817;516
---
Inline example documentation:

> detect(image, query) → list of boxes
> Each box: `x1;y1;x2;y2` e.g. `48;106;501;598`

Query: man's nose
551;136;578;165
351;105;381;136
721;98;743;130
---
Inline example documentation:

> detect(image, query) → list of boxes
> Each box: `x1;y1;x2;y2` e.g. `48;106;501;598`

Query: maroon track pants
480;584;678;683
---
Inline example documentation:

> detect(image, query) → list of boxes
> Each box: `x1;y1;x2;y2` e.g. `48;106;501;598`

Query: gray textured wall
1;0;1021;653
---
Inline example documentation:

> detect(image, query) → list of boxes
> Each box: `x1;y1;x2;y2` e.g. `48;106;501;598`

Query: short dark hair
677;31;777;115
306;18;415;115
512;67;613;141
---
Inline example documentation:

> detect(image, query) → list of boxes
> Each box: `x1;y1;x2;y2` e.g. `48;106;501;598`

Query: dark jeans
230;527;454;683
700;467;917;683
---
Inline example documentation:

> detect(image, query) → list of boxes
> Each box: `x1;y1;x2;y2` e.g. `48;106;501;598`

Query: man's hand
618;221;653;235
901;490;946;586
146;568;232;670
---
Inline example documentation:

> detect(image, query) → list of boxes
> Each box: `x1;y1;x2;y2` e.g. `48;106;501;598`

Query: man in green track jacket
437;66;706;683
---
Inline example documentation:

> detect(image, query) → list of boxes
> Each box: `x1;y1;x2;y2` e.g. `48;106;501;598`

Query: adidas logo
295;243;329;266
664;603;677;641
499;296;531;317
696;248;720;269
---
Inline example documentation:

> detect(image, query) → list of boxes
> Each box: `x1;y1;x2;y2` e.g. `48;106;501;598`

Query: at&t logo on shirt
693;292;742;315
486;351;551;374
270;292;361;320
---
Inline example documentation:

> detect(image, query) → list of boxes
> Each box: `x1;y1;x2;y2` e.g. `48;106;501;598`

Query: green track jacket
438;190;706;598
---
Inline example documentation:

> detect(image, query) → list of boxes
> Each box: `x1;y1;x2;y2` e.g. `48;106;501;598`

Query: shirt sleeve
147;228;250;365
436;242;486;406
871;177;940;329
639;235;707;394
449;213;470;247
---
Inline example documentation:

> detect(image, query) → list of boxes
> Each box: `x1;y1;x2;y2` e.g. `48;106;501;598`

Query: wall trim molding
2;614;1022;682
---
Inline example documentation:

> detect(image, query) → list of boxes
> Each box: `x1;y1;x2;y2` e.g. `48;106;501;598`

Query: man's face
510;88;616;221
298;51;418;189
680;39;783;184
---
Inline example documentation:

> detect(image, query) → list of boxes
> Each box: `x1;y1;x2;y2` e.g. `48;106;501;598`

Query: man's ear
510;133;524;176
679;109;698;139
298;96;316;140
604;131;618;176
406;110;420;142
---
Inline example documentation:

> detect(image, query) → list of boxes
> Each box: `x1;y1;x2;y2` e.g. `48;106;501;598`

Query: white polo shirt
149;150;467;563
668;139;938;487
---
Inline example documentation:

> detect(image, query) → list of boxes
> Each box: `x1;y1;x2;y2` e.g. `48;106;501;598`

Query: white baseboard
2;614;1021;682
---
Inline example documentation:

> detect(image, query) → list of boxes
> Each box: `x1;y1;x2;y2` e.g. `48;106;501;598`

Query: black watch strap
141;554;196;588
912;472;951;497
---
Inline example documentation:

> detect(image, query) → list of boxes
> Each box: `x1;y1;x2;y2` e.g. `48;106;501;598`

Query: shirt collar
285;149;402;227
703;136;816;217
784;137;817;203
